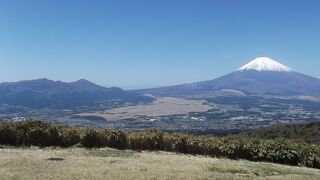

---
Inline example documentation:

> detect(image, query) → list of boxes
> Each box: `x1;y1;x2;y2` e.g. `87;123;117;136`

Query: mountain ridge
0;78;152;108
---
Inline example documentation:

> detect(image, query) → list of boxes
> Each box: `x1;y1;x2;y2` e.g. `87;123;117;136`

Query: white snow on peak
237;57;293;72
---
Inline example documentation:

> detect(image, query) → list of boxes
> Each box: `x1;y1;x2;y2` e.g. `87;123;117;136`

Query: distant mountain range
140;57;320;98
0;78;152;108
1;57;320;110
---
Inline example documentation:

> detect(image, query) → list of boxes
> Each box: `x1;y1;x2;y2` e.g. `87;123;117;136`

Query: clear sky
1;0;320;89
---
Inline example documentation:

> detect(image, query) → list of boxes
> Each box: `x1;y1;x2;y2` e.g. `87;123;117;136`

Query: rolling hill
245;122;320;144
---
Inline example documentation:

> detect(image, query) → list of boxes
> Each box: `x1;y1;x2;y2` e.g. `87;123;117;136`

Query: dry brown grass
78;97;212;121
0;147;320;180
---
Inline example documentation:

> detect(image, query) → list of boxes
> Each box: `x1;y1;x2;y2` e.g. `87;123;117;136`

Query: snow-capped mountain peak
237;57;293;72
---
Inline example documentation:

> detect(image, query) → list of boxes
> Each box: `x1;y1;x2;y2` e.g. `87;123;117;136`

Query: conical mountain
237;57;292;72
140;57;320;98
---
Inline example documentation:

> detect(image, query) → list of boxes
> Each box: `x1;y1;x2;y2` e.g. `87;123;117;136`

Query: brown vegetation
0;120;320;169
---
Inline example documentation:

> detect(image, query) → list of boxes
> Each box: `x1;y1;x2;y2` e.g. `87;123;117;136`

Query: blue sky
1;0;320;89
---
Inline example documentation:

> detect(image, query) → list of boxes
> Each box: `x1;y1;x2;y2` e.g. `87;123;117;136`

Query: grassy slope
0;147;319;180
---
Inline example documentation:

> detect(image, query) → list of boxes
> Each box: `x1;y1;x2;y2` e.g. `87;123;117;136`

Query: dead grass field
78;97;212;121
0;147;320;180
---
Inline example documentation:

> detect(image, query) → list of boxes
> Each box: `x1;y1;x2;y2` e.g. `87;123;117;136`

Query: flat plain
78;97;213;121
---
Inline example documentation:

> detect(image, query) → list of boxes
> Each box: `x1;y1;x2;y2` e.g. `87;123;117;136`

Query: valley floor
77;97;212;121
0;147;320;180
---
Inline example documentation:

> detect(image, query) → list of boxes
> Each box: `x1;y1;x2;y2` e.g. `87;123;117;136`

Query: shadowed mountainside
0;79;152;108
245;122;320;144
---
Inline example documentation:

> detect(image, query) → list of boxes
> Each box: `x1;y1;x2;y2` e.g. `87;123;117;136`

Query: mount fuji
237;57;292;72
140;57;320;98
